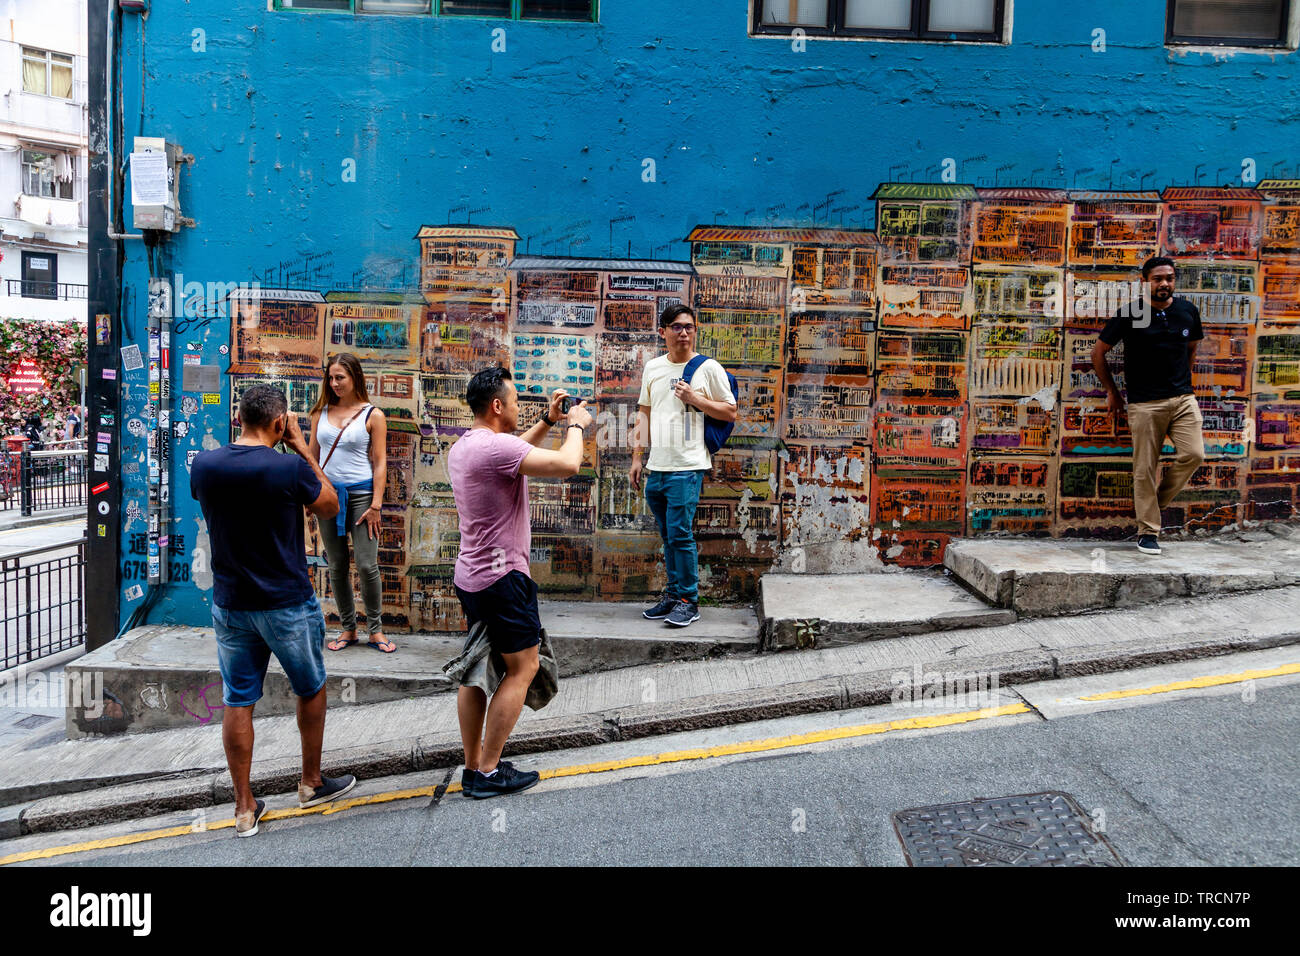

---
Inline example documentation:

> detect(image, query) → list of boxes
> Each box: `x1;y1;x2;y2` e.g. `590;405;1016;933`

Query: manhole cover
12;713;57;730
892;791;1123;866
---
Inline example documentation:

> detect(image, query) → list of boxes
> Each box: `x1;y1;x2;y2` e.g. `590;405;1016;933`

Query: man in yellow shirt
629;305;737;627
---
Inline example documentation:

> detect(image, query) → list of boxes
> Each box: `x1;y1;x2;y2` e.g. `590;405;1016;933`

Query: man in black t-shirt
190;384;357;836
1091;256;1205;556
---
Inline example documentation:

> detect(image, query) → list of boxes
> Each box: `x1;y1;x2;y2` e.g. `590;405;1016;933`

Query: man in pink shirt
448;366;593;799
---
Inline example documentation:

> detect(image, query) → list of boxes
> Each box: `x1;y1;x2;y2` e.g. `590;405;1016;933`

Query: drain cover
892;791;1123;866
12;713;57;730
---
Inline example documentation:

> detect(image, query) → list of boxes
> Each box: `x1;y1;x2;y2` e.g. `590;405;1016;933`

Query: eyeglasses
667;323;695;333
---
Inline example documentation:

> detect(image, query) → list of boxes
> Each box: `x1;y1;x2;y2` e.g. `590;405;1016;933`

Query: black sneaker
1137;534;1161;555
297;773;357;809
463;760;522;798
643;594;679;620
467;762;541;800
665;600;700;627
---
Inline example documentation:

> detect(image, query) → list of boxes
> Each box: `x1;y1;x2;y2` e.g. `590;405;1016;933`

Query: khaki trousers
1127;393;1205;536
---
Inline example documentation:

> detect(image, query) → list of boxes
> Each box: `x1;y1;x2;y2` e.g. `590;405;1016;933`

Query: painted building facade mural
204;181;1300;633
100;2;1300;634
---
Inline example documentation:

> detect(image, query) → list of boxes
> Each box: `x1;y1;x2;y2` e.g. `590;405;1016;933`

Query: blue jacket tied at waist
335;478;373;535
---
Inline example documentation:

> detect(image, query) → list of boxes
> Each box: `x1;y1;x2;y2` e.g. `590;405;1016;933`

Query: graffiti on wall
215;181;1300;628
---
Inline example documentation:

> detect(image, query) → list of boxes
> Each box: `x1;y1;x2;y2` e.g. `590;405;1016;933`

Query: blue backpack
682;353;738;455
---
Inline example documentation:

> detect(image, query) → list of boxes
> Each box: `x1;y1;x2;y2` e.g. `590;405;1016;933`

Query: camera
560;396;572;414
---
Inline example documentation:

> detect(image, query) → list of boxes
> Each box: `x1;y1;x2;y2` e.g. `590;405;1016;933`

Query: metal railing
4;279;88;300
1;538;86;670
0;447;87;514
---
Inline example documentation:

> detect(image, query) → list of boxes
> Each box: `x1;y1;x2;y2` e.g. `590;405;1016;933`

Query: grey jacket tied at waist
441;622;559;711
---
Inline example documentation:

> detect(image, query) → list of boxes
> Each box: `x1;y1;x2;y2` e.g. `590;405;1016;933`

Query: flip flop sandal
327;636;360;651
367;639;396;653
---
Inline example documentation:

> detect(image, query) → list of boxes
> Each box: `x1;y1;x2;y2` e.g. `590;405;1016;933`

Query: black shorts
454;570;542;655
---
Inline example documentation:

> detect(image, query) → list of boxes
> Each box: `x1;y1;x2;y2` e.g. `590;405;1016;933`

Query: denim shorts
212;594;328;707
454;570;542;655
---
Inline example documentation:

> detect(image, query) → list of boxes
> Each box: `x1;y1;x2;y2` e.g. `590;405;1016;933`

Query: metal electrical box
130;137;184;232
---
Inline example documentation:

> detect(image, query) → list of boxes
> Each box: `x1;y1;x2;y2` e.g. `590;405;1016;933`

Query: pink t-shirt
448;427;533;592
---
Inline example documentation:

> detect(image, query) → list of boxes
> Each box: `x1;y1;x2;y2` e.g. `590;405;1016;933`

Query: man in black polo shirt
1091;256;1205;555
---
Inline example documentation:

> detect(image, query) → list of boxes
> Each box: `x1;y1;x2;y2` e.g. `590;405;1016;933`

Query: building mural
90;2;1300;640
193;182;1300;632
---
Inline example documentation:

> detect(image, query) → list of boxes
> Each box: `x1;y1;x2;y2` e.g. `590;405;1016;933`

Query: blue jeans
645;469;705;603
212;594;328;707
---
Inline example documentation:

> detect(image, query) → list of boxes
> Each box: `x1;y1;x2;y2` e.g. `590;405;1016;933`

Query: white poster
130;151;168;206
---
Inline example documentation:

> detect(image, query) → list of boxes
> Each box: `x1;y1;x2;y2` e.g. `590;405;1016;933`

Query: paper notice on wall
130;151;168;206
120;344;144;371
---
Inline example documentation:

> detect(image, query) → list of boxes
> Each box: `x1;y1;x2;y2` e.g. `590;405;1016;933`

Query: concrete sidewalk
0;516;84;557
945;524;1300;615
0;507;84;534
5;582;1300;836
65;602;760;735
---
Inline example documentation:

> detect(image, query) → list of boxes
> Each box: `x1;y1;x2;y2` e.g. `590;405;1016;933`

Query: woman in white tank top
308;353;394;653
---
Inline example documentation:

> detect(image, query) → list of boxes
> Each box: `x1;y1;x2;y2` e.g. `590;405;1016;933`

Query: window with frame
22;252;58;301
1166;0;1292;46
21;47;74;98
21;150;75;200
276;0;596;18
754;0;1005;41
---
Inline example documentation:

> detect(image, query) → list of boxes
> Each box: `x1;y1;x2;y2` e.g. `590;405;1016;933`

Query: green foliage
0;318;87;434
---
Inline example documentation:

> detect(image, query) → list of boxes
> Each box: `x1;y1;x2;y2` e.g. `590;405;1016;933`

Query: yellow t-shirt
637;354;736;472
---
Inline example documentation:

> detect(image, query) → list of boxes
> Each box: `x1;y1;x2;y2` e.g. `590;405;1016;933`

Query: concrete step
944;525;1300;616
759;571;1016;650
7;583;1300;827
65;601;758;738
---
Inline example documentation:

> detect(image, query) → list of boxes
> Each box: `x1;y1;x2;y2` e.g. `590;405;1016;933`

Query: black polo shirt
1099;297;1203;405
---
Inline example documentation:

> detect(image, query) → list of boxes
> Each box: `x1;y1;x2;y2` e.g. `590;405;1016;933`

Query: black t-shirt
1098;297;1203;404
190;443;322;611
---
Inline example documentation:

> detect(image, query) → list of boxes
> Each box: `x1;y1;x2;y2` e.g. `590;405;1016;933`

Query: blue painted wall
111;1;1300;630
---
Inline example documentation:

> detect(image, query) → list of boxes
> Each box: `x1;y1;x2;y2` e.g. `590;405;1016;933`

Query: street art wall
101;2;1300;634
206;181;1300;633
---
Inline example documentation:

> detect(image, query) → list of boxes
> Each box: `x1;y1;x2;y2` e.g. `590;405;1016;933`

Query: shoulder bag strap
321;405;369;469
682;354;709;387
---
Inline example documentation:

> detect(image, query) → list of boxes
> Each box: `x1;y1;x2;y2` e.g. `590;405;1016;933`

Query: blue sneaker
297;774;357;809
665;600;700;627
643;594;678;620
235;799;267;838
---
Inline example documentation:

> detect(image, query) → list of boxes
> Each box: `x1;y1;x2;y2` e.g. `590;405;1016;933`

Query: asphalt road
23;661;1299;867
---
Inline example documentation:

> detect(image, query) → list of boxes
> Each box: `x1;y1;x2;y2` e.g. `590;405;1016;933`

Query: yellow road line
7;658;1294;867
0;783;455;865
539;702;1030;779
0;702;1027;866
1078;661;1300;701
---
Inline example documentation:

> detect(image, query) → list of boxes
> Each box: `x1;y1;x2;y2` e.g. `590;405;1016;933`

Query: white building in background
0;0;87;324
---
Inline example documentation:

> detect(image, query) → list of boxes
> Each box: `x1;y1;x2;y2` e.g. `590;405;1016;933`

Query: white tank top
316;405;373;486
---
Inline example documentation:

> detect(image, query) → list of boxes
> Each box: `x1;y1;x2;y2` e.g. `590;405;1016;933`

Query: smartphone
560;396;572;414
